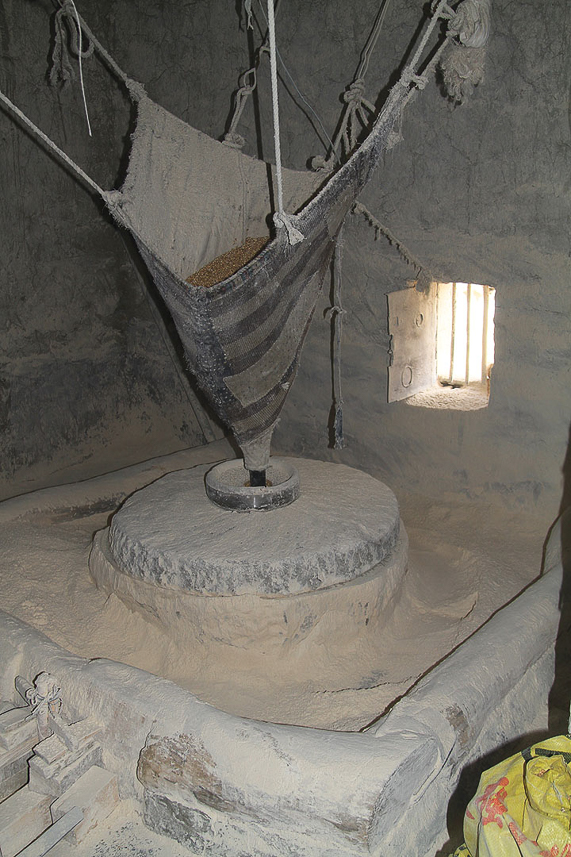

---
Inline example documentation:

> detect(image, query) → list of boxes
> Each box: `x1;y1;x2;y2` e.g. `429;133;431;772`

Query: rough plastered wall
0;0;218;501
1;0;569;521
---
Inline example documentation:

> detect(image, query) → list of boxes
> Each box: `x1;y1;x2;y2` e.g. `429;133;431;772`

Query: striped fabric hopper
104;75;414;473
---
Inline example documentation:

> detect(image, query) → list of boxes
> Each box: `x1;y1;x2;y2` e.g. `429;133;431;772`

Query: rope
267;0;283;216
69;0;92;135
0;89;105;196
343;79;376;151
313;0;392;172
352;202;430;280
314;0;453;173
267;0;304;244
356;0;392;81
244;0;254;29
227;0;336;161
223;63;262;148
400;0;450;89
51;0;144;98
50;0;94;88
329;227;347;450
223;0;274;149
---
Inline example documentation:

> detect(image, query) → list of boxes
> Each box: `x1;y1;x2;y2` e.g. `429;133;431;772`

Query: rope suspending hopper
0;0;492;509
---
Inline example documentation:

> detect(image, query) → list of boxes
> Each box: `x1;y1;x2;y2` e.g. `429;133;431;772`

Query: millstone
108;458;400;596
205;458;300;511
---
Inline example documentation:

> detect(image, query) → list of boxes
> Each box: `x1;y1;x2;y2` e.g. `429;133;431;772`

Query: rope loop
325;304;347;320
223;131;246;149
50;0;94;87
310;154;334;173
223;65;259;148
343;78;367;106
273;212;304;245
60;0;95;58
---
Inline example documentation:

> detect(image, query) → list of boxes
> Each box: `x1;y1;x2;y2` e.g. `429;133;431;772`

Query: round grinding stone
205;458;300;511
108;458;400;596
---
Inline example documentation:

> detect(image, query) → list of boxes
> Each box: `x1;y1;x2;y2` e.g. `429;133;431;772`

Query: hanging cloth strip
0;0;458;472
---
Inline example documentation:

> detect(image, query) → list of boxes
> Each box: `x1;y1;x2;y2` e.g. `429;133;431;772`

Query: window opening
436;282;495;389
386;280;496;409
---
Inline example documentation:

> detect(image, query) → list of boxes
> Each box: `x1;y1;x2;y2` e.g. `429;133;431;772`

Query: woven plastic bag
452;735;571;856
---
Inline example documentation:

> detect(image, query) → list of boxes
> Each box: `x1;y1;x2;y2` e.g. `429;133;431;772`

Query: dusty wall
1;0;569;521
0;0;218;500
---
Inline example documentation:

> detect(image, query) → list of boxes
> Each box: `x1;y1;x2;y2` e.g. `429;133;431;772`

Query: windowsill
405;382;489;411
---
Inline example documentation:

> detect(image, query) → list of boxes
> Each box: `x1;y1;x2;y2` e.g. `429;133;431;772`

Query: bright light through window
436;283;495;388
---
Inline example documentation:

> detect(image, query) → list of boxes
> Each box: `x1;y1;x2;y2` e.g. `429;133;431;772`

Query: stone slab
108;458;400;595
28;742;102;797
0;707;37;751
0;750;33;803
144;791;213;853
0;786;51;857
51;766;119;844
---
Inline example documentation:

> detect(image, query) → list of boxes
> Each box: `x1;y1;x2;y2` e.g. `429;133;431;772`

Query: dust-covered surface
45;800;193;857
0;446;547;732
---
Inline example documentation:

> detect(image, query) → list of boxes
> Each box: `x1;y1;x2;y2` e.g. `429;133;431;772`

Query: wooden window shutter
387;283;437;402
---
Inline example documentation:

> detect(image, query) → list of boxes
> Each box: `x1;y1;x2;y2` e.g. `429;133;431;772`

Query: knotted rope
442;0;491;48
267;0;304;245
50;0;94;88
437;0;492;103
50;0;144;98
50;0;94;135
26;672;63;740
328;227;347;450
343;79;376;152
312;0;392;172
223;62;265;149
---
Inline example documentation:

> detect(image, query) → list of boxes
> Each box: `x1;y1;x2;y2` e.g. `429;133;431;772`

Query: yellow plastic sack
453;735;571;857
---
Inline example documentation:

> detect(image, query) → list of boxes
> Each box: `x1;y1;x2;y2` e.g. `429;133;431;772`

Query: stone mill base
89;458;408;680
0;441;561;857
